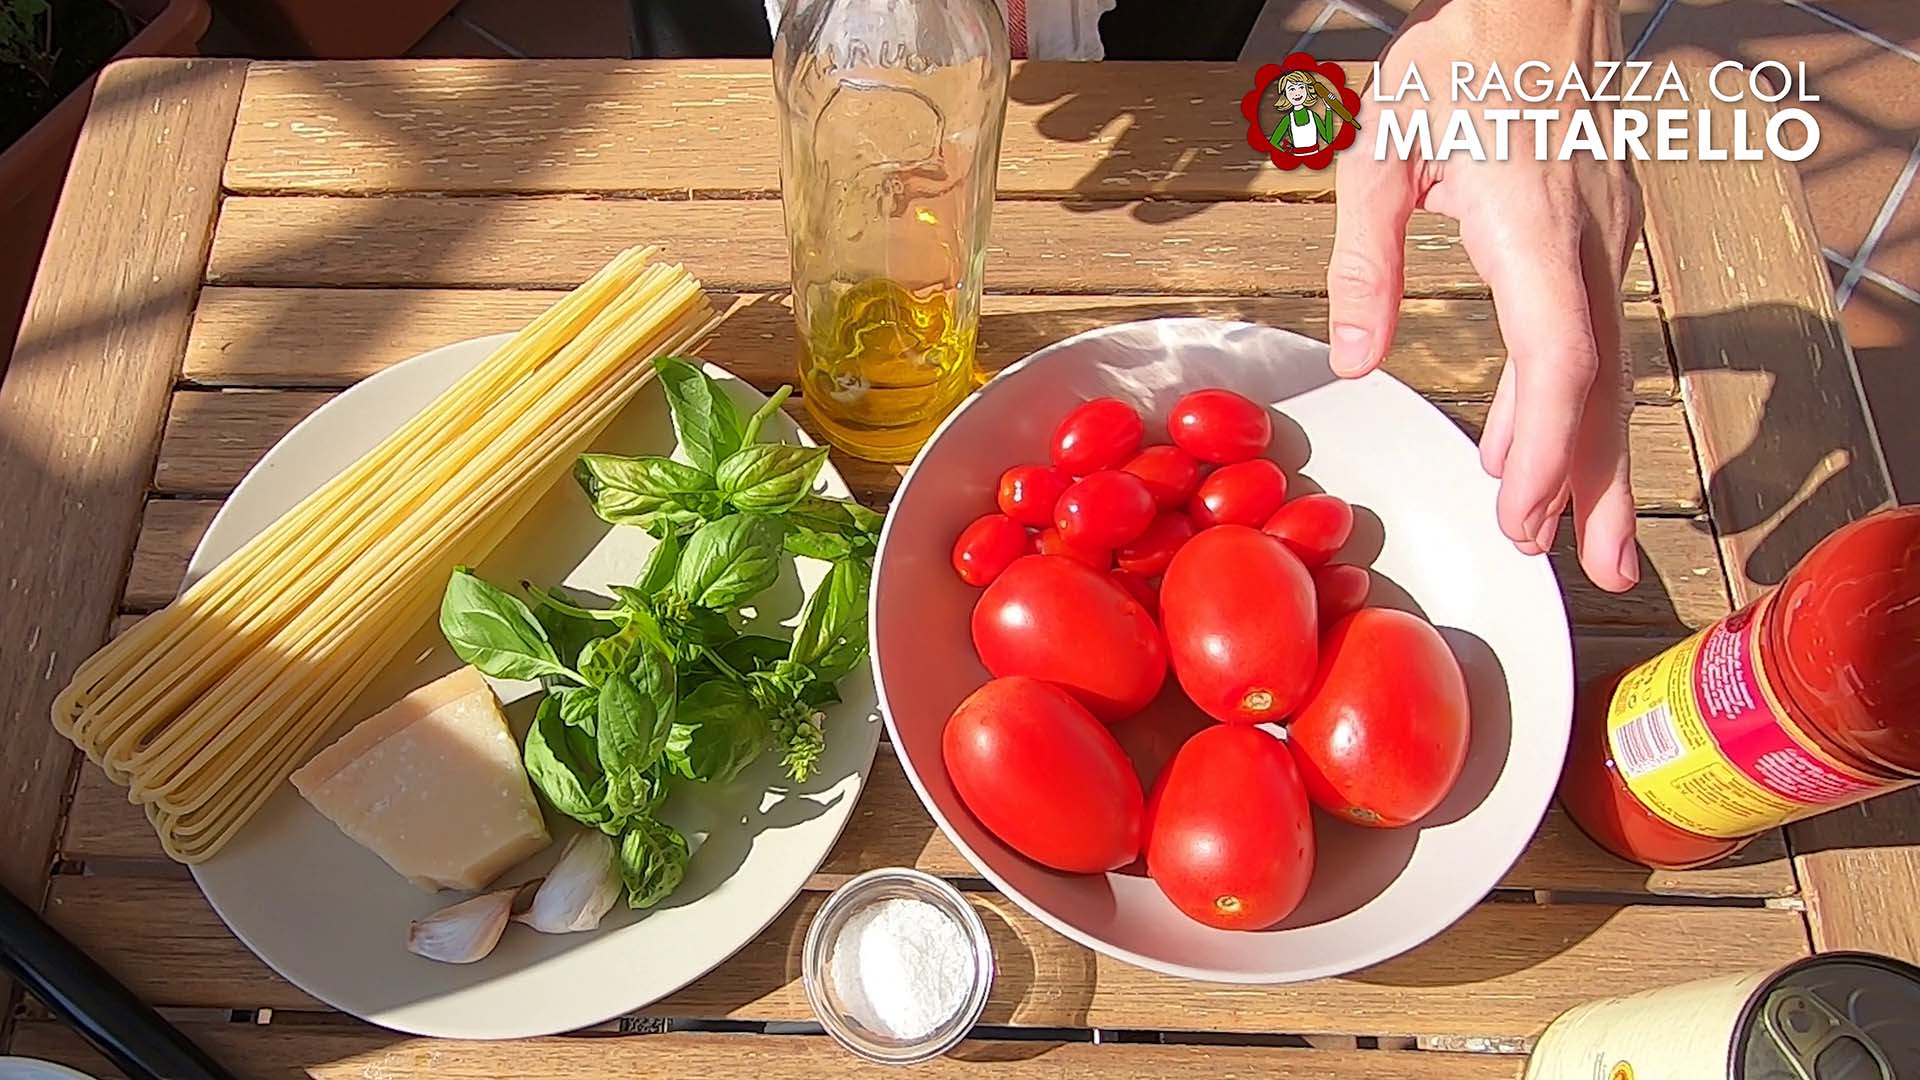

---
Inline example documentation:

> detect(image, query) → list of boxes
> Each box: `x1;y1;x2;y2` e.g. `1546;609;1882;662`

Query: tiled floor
410;0;1918;498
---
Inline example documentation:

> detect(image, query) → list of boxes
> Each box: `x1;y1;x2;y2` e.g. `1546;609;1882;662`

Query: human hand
1328;0;1643;593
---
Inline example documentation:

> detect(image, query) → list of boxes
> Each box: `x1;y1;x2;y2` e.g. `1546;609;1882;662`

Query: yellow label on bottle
1604;598;1894;839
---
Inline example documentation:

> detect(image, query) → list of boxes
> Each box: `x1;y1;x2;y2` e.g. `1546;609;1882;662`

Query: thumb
1327;149;1417;377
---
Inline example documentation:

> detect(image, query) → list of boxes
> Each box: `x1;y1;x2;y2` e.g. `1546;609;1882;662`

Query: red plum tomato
1051;398;1144;476
1188;459;1288;529
1262;493;1354;568
1109;569;1161;616
1121;445;1203;508
1159;526;1317;723
1311;564;1372;626
1145;725;1314;929
1115;511;1197;577
1035;527;1112;570
1168;389;1271;464
951;513;1029;587
1289;608;1471;828
944;676;1143;873
997;464;1072;528
971;555;1167;720
1055;470;1156;549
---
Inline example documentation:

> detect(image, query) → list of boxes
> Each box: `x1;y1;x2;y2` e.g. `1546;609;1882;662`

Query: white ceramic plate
873;318;1572;983
0;1059;98;1080
188;335;882;1038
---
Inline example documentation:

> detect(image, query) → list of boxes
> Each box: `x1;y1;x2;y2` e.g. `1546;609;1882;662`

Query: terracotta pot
0;0;211;369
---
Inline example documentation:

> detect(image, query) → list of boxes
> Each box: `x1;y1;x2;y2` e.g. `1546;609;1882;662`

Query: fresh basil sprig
440;357;878;912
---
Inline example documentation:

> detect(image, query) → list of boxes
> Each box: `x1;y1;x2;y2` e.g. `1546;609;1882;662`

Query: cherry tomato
1312;564;1371;626
1109;569;1161;616
997;464;1072;528
944;676;1143;873
1168;389;1271;464
1289;609;1471;828
1262;493;1354;568
972;555;1167;720
1055;470;1156;549
1035;527;1112;570
1121;445;1203;508
1188;459;1288;529
1160;525;1317;723
1115;511;1197;577
951;513;1030;587
1051;398;1145;476
1145;725;1314;929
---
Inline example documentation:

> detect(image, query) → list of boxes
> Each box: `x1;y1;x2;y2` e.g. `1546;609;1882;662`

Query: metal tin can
1525;952;1920;1080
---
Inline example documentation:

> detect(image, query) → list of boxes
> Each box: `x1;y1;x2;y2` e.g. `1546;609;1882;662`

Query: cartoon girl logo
1240;53;1363;171
1273;70;1337;154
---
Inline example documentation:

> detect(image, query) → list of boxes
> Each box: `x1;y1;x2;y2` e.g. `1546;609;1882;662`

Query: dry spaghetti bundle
53;246;716;863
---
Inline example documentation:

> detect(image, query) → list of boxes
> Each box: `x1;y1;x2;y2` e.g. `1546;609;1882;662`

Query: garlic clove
408;880;539;964
515;830;621;934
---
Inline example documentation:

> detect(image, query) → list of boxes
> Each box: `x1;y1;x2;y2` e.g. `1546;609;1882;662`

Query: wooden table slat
1638;65;1917;964
0;58;246;1042
182;288;1677;401
224;60;1351;202
202;196;1656;298
40;873;1806;1040
10;1021;1527;1080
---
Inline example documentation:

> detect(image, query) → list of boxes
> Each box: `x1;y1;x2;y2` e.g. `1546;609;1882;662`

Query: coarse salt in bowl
802;867;994;1063
870;318;1573;983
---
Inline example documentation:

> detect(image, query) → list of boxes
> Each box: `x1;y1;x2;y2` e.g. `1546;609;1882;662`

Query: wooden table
2;57;1912;1078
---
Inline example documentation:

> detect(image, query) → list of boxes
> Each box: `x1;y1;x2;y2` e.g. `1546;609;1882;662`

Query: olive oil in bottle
774;0;1010;463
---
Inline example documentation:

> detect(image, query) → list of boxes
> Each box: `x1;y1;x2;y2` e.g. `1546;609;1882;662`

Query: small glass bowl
802;867;994;1064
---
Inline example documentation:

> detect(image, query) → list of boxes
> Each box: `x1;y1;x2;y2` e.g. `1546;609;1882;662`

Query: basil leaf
634;532;684;596
574;454;720;532
604;765;667;827
716;444;829;513
789;559;871;683
441;568;577;682
673;514;784;609
655;356;745;474
781;496;883;561
598;663;673;779
532;588;620;678
715;634;792;673
618;818;690;909
525;696;607;823
673;680;770;785
556;685;600;732
663;720;694;778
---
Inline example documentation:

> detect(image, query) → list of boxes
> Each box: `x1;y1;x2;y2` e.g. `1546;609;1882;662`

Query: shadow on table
1006;62;1268;224
949;892;1094;1063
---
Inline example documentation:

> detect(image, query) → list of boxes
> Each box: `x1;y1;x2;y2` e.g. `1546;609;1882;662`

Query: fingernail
1330;323;1373;375
1518;504;1549;547
1533;514;1560;552
1616;541;1641;586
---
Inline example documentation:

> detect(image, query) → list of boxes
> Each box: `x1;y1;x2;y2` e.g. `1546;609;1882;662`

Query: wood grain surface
11;1021;1527;1080
181;288;1677;400
59;744;1794;898
138;389;1700;511
201;196;1657;297
0;60;244;1042
39;872;1805;1039
1638;66;1916;963
223;60;1355;200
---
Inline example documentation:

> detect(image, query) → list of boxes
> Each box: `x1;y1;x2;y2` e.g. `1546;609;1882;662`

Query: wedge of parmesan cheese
290;666;550;892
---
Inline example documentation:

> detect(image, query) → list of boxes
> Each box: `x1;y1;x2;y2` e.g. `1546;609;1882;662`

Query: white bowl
870;318;1572;983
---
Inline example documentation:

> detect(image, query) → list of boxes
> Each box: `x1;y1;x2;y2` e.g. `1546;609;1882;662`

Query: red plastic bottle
1561;506;1920;869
